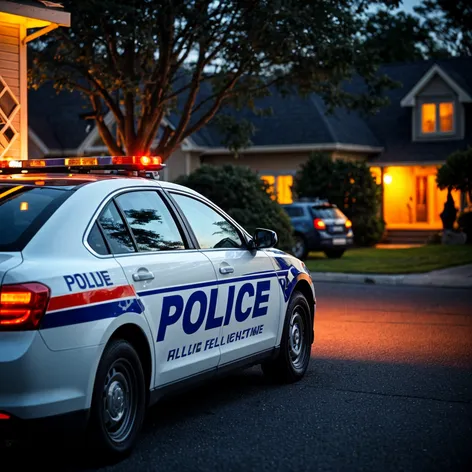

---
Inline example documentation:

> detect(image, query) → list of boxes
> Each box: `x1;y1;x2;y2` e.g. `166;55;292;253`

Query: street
3;282;472;472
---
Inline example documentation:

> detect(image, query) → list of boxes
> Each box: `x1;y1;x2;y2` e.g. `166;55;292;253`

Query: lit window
421;103;436;133
261;175;276;200
260;174;294;204
421;102;454;134
277;175;293;204
439;102;453;132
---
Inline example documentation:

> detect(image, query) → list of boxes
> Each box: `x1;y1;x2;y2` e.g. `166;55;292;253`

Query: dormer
400;64;472;142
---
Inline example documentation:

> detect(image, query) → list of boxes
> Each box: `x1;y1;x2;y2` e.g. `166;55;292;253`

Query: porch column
380;167;385;221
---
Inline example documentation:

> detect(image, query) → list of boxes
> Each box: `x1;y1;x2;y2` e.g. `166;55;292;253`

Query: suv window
0;184;72;251
172;193;244;249
284;206;304;217
98;200;136;254
311;206;346;219
116;191;185;252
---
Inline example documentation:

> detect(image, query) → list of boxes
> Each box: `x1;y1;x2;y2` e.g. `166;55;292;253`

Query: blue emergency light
0;155;165;178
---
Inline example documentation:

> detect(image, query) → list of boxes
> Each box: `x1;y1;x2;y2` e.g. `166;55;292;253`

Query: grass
304;245;472;274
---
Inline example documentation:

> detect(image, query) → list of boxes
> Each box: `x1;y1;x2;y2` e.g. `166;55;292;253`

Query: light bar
0;155;165;174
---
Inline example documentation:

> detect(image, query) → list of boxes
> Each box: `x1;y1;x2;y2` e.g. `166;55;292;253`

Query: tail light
0;412;10;420
313;218;326;230
0;283;50;331
345;220;353;229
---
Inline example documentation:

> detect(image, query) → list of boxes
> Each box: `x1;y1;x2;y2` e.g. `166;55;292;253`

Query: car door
169;190;281;366
96;188;220;388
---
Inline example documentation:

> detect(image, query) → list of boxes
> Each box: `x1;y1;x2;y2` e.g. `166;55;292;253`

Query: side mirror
251;228;278;249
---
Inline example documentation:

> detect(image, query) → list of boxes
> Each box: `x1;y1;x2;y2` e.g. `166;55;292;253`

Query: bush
293;152;385;246
458;210;472;244
437;147;472;204
175;165;294;251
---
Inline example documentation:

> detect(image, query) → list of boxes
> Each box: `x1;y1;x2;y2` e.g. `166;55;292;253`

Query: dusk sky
400;0;422;13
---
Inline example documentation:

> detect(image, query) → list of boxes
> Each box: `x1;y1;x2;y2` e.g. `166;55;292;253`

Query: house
0;0;69;161
28;56;472;239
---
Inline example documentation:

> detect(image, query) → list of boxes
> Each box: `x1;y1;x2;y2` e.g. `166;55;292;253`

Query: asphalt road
3;282;472;472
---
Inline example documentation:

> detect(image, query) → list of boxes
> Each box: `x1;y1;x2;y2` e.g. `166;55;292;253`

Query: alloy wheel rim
288;307;307;371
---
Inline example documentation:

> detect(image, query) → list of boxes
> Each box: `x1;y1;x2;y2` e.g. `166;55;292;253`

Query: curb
309;272;472;289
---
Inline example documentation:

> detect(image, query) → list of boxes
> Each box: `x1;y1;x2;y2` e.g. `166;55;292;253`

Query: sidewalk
310;263;472;289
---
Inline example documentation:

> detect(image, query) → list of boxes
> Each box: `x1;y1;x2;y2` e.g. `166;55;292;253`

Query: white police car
0;156;316;458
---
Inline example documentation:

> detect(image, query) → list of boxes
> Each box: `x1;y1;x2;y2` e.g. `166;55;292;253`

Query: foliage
29;0;400;159
175;165;294;251
436;147;472;203
415;0;472;56
293;153;384;246
361;9;448;63
458;211;472;244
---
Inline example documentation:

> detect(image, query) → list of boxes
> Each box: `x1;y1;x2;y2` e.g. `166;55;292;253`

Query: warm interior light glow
383;174;393;185
277;175;293;204
421;103;436;133
439;102;453;132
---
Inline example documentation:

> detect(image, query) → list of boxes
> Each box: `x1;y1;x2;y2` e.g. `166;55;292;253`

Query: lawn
304;245;472;274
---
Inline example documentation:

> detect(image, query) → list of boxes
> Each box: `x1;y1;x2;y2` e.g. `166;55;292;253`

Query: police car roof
0;173;156;189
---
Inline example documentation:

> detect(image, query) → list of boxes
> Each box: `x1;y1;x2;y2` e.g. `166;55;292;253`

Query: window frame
419;98;456;137
83;187;195;258
166;190;252;252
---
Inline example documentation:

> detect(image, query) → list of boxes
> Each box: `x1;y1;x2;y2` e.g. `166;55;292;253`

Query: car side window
171;193;244;249
115;191;185;252
98;200;136;254
87;222;109;255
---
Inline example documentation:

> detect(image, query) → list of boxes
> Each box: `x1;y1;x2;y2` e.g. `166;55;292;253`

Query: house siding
0;22;21;159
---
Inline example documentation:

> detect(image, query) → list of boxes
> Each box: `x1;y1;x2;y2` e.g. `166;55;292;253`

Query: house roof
364;56;472;164
0;0;70;26
28;56;472;163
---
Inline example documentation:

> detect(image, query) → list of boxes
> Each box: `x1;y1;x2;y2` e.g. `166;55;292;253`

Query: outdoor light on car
345;220;353;228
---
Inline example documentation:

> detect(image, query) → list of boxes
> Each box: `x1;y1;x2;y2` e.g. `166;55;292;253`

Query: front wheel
262;291;311;383
88;339;146;459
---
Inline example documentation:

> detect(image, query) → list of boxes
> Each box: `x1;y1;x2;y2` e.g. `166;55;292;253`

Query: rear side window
311;206;346;219
0;184;72;251
98;201;136;254
284;206;304;217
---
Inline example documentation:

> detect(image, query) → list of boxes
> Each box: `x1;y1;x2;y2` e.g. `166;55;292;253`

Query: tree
415;0;472;56
361;9;448;63
437;147;472;204
175;165;294;251
293;153;384;246
29;0;400;160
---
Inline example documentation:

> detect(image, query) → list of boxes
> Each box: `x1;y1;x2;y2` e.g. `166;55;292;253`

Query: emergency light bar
0;155;165;178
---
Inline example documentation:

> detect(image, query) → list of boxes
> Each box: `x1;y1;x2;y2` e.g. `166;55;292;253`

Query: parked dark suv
282;199;354;260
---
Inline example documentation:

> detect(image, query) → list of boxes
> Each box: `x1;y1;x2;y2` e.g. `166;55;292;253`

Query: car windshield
311;206;346;220
0;184;73;251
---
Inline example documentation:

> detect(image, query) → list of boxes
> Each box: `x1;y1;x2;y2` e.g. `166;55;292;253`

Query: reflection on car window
99;201;135;254
172;193;243;249
116;191;185;252
311;207;345;219
88;222;109;255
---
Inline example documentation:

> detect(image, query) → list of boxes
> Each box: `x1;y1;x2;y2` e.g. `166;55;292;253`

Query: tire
88;339;146;459
262;291;311;383
324;249;345;259
292;234;309;260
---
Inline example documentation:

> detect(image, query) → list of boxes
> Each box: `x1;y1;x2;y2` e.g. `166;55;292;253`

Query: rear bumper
0;331;99;423
0;408;89;440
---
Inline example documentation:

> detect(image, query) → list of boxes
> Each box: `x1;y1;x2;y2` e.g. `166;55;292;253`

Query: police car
0;156;316;458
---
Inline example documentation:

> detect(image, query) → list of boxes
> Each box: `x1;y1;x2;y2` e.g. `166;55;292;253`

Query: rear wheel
324;249;345;259
292;234;309;260
262;291;311;383
88;339;146;459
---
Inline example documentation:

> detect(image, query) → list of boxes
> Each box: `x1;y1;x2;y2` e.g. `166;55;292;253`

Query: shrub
175;165;294;251
293;152;385;246
458;210;472;244
437;147;472;204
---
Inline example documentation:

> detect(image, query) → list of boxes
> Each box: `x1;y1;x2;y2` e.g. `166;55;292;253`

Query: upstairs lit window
421;102;454;134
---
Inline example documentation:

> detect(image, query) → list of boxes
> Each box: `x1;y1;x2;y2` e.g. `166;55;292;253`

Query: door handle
132;268;155;282
219;265;234;275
